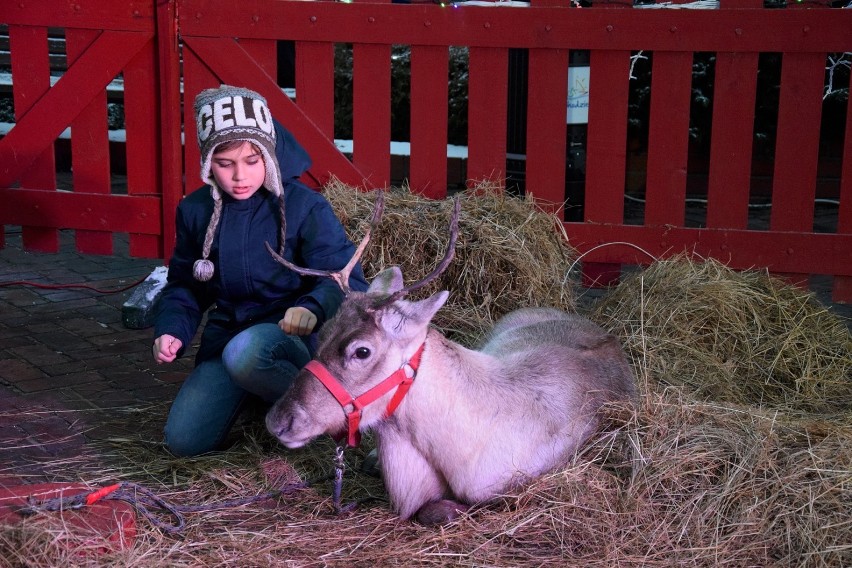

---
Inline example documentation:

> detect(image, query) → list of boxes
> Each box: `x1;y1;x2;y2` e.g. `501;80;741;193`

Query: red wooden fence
1;0;850;300
0;2;162;259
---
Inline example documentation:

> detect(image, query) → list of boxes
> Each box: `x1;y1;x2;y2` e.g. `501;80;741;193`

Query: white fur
267;267;635;521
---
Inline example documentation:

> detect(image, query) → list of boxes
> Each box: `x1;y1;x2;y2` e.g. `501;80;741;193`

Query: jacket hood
273;119;312;180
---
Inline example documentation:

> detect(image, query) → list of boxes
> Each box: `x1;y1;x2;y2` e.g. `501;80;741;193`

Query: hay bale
323;180;578;343
590;256;852;413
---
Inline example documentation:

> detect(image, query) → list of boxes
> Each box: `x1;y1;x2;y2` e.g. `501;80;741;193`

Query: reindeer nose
264;411;278;437
265;406;292;438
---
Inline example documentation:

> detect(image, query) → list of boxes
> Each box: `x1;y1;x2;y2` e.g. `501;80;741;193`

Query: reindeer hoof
414;500;470;525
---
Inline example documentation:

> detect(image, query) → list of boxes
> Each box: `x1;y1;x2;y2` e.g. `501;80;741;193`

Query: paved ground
0;228;191;487
1;223;849;490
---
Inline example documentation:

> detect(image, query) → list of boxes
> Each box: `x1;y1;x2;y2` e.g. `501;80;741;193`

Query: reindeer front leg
377;431;466;523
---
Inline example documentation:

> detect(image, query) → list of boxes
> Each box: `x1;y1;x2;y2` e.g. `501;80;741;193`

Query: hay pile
591;256;852;414
323;180;578;342
469;392;852;567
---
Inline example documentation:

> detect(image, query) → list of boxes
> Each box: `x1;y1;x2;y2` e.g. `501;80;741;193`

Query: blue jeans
163;323;311;457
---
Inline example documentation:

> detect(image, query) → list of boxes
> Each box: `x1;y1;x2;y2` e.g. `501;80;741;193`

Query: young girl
152;85;367;456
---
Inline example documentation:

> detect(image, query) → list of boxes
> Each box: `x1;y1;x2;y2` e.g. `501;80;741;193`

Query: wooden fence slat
353;43;392;188
565;223;852;277
296;41;335;138
179;4;852;54
9;25;58;252
67;28;113;255
350;0;391;187
525;48;568;212
833;83;852;303
410;45;449;199
467;46;508;188
645;51;692;227
181;42;216;200
581;49;632;287
769;52;825;233
181;54;206;202
706;50;758;230
125;32;162;258
0;1;154;31
154;0;182;257
585;49;630;224
0;188;160;234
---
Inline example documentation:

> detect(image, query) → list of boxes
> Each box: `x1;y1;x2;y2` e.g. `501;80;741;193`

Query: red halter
303;343;426;448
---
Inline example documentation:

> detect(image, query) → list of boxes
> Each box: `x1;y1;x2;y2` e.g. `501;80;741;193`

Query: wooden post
156;0;183;260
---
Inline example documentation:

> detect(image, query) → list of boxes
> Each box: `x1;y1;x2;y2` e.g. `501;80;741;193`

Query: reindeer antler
267;192;460;299
381;196;461;304
266;191;386;294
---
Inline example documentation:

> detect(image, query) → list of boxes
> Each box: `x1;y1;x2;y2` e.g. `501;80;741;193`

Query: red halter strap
303;343;426;448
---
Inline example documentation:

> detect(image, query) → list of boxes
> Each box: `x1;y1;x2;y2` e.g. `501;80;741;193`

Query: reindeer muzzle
302;343;425;448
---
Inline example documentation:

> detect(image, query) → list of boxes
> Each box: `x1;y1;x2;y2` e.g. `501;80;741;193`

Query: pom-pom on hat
191;85;287;282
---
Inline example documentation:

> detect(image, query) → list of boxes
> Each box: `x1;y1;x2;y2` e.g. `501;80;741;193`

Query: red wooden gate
0;2;162;258
1;0;851;300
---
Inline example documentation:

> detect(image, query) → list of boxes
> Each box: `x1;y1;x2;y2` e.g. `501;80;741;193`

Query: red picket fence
0;0;850;300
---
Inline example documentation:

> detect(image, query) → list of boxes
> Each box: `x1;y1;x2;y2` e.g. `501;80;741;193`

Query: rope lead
18;448;374;532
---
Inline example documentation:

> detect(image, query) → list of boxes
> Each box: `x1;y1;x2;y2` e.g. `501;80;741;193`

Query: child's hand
153;334;182;364
279;307;317;336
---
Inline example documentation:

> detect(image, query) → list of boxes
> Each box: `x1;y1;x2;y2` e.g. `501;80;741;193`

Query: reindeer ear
380;290;449;340
367;267;404;296
411;290;450;324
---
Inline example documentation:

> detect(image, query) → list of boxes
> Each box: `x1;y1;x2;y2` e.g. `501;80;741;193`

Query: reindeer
265;194;636;525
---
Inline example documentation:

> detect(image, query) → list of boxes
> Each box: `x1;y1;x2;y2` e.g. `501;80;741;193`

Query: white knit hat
191;85;287;282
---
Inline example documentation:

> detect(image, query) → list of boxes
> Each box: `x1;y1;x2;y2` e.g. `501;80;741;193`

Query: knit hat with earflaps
192;85;287;282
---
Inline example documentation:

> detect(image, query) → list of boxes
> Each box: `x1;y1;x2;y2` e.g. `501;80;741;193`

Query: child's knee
222;339;261;381
163;423;215;457
222;324;279;371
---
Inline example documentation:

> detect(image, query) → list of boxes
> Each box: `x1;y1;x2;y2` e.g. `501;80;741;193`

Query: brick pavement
0;228;192;486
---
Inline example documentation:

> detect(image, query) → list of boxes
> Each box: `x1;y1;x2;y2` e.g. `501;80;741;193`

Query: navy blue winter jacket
153;120;368;364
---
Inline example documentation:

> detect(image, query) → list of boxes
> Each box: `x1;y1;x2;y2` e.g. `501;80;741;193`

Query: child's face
210;141;267;200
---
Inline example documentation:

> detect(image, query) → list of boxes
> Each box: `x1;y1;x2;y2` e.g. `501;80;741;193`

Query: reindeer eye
354;347;371;360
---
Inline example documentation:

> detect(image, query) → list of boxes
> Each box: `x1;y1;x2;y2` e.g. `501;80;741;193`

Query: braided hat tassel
277;194;287;258
193;187;223;282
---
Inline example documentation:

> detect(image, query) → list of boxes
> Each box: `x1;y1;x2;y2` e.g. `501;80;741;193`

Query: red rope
17;471;373;534
85;483;122;506
0;276;148;294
